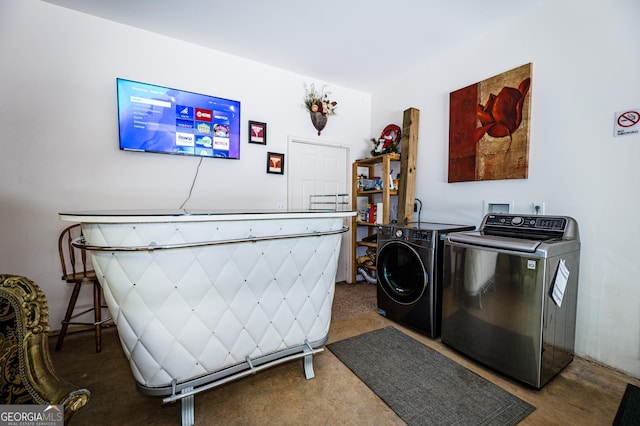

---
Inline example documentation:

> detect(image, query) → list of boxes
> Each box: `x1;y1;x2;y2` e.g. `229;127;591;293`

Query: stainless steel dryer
376;222;474;337
441;214;580;388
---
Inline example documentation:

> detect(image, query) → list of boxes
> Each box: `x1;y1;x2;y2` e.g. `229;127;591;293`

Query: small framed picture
249;121;267;144
267;152;284;174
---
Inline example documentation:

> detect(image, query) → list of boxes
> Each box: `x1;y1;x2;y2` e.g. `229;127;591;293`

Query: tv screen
116;78;241;158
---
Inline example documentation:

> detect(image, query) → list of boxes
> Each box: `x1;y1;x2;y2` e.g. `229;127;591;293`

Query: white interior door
288;137;350;282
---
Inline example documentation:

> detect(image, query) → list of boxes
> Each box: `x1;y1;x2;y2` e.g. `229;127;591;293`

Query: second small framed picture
267;152;284;174
249;121;267;144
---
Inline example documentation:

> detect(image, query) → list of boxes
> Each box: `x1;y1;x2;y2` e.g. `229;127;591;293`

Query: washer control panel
484;214;567;231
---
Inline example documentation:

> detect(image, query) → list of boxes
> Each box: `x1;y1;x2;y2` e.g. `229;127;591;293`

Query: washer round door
377;240;428;305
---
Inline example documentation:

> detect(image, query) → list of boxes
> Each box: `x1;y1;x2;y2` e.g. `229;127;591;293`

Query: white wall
0;0;371;332
371;0;640;378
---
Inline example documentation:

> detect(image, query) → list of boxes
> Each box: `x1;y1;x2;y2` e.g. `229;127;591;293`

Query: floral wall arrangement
448;63;532;182
303;83;337;135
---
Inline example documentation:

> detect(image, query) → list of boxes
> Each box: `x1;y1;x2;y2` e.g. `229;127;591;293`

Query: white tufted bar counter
59;209;355;425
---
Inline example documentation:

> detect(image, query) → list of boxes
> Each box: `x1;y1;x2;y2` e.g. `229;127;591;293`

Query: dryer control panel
409;229;433;243
385;227;433;243
378;226;434;246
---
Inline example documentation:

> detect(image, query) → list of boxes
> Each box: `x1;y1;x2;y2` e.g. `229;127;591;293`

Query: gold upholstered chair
0;274;90;423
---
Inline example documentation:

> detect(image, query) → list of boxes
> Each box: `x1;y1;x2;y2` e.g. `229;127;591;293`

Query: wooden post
397;107;420;226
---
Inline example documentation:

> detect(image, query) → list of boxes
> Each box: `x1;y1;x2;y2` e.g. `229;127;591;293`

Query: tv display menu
117;78;241;159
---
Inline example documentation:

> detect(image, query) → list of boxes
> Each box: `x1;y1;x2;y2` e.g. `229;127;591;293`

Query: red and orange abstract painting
448;63;532;182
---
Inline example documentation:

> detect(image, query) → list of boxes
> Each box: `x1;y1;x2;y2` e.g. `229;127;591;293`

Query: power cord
414;198;423;227
179;156;204;210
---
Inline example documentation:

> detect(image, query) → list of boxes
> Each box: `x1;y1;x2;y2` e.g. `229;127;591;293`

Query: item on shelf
367;203;377;223
357;174;367;191
362;234;378;243
389;170;396;190
365;246;377;264
375;202;384;224
362;178;377;191
375;177;383;190
356;255;374;267
370;124;401;157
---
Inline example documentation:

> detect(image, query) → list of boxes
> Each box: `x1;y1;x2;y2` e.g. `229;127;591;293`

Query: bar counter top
60;209;356;223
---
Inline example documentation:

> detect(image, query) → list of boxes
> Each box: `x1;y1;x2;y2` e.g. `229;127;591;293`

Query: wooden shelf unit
351;153;400;283
350;108;420;283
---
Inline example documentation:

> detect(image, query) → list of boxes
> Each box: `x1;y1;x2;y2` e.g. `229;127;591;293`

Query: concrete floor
50;283;639;425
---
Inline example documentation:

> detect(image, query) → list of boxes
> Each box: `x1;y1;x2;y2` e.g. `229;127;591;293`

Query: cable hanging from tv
179;156;203;210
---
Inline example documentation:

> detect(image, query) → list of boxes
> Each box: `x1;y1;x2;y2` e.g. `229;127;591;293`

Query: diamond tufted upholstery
81;217;343;390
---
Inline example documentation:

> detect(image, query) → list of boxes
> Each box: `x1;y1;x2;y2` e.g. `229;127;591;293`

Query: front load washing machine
376;222;474;337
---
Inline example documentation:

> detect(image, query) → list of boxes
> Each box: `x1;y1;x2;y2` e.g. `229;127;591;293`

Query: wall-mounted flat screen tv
116;78;241;158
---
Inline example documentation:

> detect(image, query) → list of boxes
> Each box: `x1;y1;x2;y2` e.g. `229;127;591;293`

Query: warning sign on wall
614;109;640;137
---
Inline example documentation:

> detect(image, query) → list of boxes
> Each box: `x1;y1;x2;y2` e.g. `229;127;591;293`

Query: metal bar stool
56;223;111;353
